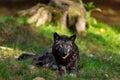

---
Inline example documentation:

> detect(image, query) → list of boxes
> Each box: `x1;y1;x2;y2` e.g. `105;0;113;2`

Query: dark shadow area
0;0;50;8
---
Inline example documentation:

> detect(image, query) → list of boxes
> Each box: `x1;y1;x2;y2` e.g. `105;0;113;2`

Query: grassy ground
0;15;120;80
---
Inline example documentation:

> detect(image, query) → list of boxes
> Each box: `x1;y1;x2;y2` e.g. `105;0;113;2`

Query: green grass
0;15;120;80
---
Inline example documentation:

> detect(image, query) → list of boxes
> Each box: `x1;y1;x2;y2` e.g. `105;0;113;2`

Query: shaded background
84;0;120;25
0;0;120;26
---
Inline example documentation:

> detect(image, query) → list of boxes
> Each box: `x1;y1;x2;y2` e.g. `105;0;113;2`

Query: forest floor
0;15;120;80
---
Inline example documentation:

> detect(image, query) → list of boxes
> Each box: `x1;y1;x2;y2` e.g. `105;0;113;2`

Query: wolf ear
69;34;76;42
54;32;60;41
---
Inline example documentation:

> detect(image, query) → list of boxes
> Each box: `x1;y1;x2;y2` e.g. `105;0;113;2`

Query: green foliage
0;15;120;80
17;16;29;24
84;2;102;28
85;2;101;18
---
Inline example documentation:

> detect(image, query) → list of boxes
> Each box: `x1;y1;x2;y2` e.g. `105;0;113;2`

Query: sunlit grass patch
0;46;21;59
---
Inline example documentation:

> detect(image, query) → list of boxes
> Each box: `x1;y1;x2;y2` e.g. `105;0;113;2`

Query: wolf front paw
59;66;66;77
60;71;66;77
70;69;77;77
70;73;76;77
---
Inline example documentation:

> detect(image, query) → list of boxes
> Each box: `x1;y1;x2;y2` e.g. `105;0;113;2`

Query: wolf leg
59;65;66;77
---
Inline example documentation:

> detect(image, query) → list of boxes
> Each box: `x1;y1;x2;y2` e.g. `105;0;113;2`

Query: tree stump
18;0;86;34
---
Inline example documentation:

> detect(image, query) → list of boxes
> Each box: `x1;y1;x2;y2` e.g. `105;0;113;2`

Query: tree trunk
18;0;86;34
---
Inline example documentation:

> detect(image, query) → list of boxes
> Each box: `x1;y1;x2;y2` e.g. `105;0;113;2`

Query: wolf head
53;32;76;60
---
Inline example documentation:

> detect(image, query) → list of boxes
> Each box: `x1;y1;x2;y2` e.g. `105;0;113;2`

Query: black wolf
18;32;79;77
